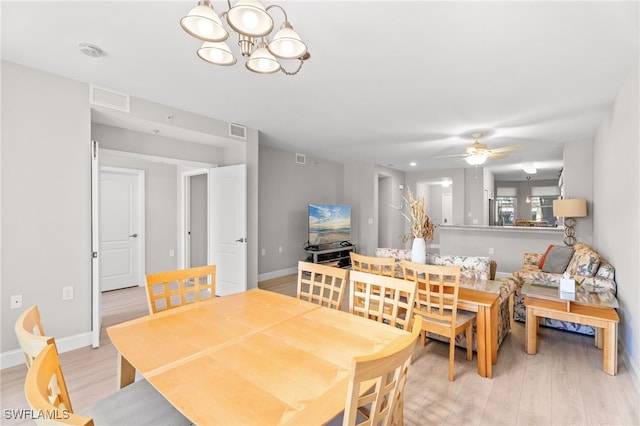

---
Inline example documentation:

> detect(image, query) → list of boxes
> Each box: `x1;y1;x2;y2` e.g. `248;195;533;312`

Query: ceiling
2;1;638;180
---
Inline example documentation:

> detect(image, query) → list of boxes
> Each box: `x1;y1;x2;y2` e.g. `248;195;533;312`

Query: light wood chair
401;260;475;381
350;252;395;277
145;265;216;314
340;315;422;426
15;305;55;368
25;343;191;426
349;270;417;332
297;261;349;310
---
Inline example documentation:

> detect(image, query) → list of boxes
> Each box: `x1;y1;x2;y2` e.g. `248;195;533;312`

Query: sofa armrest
575;275;617;296
514;268;563;287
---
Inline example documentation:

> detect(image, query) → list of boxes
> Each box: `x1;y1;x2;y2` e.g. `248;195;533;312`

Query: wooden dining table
107;289;408;425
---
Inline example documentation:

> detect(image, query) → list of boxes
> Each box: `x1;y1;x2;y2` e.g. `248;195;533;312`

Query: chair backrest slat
349;270;417;332
350;252;395;277
297;261;349;310
15;306;55;368
145;265;216;314
343;316;422;426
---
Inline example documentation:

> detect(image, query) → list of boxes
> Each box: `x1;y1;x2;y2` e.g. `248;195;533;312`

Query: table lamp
553;198;587;246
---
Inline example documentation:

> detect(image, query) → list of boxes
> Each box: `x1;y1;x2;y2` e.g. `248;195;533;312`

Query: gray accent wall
1;61;259;356
2;62;92;352
593;61;639;387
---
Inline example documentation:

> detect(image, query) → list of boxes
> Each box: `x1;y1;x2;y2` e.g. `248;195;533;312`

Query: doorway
182;170;208;268
99;166;145;292
378;175;391;249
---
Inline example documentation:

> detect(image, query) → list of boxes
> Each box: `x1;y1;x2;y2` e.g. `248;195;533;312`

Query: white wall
562;139;594;246
1;62;92;352
593;62;639;387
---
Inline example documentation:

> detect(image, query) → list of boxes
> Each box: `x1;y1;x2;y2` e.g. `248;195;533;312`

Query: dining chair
297;261;349;310
349;252;395;277
15;305;55;369
401;260;475;381
348;270;417;332
331;315;422;426
145;264;216;314
24;343;191;426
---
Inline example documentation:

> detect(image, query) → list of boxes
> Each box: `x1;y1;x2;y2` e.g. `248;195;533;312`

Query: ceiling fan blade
434;153;468;159
489;145;523;153
489;153;509;159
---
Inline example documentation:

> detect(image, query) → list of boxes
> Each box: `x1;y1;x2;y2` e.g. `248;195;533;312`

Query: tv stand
305;243;356;267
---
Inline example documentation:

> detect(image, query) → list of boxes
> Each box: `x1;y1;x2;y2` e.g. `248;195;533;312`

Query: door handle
129;233;138;238
235;238;246;243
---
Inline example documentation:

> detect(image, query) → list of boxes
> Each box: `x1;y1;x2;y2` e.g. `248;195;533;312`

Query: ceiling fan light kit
180;0;309;75
436;131;523;167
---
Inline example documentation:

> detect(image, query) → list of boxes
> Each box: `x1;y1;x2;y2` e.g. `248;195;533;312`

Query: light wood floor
2;276;638;426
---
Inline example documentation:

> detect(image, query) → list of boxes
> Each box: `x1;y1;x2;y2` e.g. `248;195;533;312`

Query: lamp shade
246;42;281;73
226;0;273;38
268;22;307;59
553;199;587;218
180;2;228;42
197;42;237;65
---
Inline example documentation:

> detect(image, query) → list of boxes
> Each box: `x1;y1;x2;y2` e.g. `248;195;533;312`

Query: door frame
100;165;146;290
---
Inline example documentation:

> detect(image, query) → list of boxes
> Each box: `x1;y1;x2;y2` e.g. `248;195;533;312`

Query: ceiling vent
90;85;130;112
295;153;306;165
229;123;247;140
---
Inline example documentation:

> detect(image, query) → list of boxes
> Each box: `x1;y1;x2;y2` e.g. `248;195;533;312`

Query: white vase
411;238;427;264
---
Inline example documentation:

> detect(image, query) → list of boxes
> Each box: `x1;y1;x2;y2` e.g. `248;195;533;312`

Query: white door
91;141;100;348
209;164;247;295
100;167;145;292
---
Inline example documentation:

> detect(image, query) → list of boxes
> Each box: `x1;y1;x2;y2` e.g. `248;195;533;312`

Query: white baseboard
495;271;513;278
258;267;298;282
619;339;640;393
1;332;92;370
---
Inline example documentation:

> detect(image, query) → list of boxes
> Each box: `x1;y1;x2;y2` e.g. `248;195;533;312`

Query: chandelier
180;0;309;75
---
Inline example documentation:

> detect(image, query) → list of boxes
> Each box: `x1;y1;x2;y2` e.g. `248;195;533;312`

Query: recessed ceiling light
409;162;417;167
79;43;103;58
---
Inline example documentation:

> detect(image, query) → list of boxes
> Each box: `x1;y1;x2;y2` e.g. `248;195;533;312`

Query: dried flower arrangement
391;187;435;242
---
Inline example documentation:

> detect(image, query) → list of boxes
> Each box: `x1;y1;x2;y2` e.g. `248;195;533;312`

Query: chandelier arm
280;58;304;76
266;4;288;23
226;0;232;9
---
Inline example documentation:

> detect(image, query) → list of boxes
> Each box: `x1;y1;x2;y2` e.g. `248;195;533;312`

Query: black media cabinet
304;244;356;267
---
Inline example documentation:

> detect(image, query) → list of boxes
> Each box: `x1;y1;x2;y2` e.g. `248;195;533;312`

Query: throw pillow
538;244;554;269
541;246;574;274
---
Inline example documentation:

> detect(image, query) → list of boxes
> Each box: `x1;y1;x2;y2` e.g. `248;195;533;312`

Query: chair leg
448;339;455;381
421;330;426;347
466;324;473;362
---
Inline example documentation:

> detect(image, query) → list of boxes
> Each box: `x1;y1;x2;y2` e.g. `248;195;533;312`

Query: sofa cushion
538;244;554;269
541;246;574;273
566;242;601;277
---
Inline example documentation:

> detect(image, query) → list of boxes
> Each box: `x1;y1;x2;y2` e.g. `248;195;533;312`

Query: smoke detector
79;43;104;58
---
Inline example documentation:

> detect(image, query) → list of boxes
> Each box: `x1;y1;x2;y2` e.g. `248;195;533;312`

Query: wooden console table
522;282;619;375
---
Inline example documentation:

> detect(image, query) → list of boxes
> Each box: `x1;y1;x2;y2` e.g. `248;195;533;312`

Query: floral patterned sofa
512;242;617;335
375;248;516;351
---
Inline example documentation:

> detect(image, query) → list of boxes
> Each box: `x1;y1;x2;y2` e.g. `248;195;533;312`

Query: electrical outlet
261;248;266;256
489;248;494;254
10;294;22;309
62;286;74;301
278;246;283;254
169;249;175;257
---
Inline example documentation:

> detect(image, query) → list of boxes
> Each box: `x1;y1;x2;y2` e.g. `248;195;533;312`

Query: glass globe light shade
465;153;488;165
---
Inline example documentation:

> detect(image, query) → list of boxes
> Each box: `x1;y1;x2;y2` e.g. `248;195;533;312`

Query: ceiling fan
436;132;523;165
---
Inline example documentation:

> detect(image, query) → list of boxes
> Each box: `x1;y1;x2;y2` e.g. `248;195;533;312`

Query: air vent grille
295;153;306;165
229;123;247;140
90;85;130;112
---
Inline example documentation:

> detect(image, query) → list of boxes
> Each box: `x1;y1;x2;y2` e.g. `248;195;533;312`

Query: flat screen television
308;204;351;247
